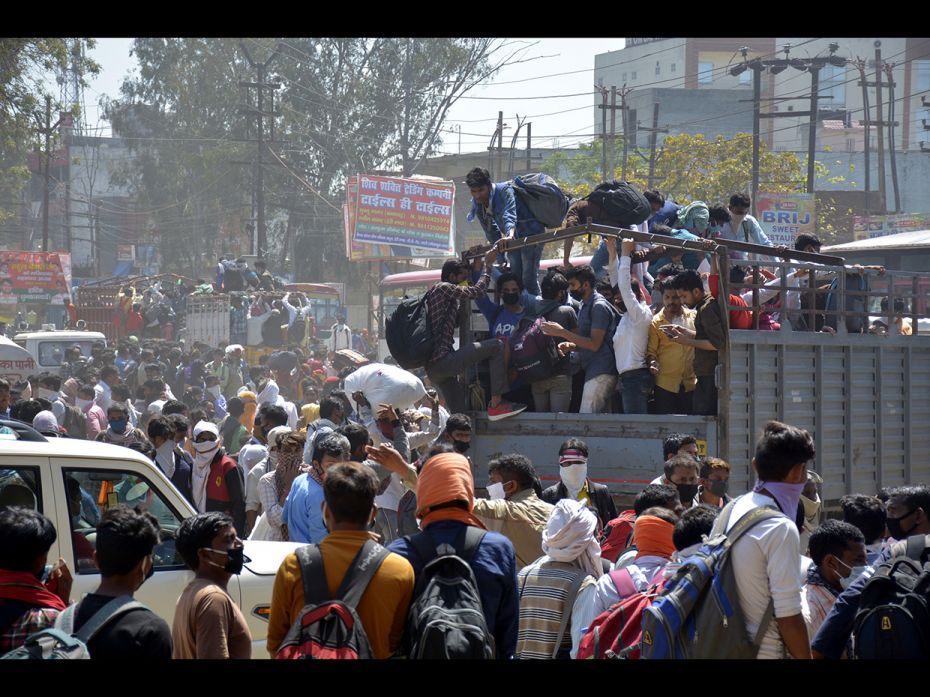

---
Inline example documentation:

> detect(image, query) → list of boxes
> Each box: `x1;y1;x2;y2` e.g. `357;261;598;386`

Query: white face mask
76;398;92;411
487;482;506;500
559;462;588;494
192;439;219;454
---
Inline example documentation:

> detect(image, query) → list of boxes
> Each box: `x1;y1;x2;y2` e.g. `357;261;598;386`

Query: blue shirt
467;182;546;243
387;520;519;659
476;296;525;339
281;473;327;545
647;229;706;276
647;200;681;231
811;544;894;659
717;214;774;262
575;291;616;380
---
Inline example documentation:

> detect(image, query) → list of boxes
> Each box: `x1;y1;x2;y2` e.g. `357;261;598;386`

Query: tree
0;39;98;228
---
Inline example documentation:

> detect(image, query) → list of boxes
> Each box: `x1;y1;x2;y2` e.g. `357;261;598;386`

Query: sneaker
487;401;527;422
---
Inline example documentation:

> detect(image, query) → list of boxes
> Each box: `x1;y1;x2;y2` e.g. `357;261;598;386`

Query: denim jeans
590;239;610;281
618;368;654;415
508;243;543;296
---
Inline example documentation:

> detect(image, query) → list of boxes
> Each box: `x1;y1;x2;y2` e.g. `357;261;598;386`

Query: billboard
756;192;816;247
349;174;455;258
0;251;72;304
852;212;930;240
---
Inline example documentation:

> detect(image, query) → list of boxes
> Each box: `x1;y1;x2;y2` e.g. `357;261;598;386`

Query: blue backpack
640;500;783;660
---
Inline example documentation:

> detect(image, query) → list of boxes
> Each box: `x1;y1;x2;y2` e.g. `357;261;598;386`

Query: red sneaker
487;401;527;422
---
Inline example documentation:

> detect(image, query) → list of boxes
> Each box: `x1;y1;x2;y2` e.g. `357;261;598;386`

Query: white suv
0;435;300;658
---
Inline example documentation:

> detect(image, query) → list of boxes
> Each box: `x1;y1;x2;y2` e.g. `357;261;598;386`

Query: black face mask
709;479;729;498
676;483;699;503
502;292;520;306
204;545;248;575
569;288;584;302
887;511;918;540
144;559;155;581
453;439;471;454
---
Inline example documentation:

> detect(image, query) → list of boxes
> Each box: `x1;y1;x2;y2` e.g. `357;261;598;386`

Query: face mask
502;292;520;306
207;385;221;398
839;564;871;591
76;398;92;410
569;288;584;302
452;439;470;454
801;493;821;524
676;483;699;503
487;482;506;500
192;438;219;453
560;462;588;493
887;511;918;540
203;545;246;575
108;419;128;434
709;479;729;498
754;480;806;521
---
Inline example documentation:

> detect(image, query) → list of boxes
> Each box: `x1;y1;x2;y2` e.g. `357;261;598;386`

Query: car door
0;452;59;560
51;455;195;628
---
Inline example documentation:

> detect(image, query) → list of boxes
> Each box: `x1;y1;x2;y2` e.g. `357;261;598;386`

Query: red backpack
275;540;389;660
599;510;636;564
576;569;664;660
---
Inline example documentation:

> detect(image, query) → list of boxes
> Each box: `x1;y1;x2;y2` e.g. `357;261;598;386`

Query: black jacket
541;479;618;530
155;448;193;507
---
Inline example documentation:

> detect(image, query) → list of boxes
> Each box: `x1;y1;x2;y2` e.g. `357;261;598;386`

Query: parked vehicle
12;329;107;377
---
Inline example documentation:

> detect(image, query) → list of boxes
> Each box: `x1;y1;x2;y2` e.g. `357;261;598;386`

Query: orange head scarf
416;453;486;530
239;390;258;433
632;515;676;560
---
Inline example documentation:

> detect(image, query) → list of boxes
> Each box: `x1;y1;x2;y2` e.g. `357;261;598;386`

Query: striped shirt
515;560;596;660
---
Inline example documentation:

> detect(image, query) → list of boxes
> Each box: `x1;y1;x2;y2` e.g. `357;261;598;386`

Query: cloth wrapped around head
415;453;486;530
633;514;676;560
542;498;603;579
238;389;257;432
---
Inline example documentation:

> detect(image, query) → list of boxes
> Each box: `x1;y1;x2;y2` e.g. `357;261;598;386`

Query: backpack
222;261;244;292
584;180;651;228
640;500;783;660
275;540;390;660
404;525;494;659
385;292;434;370
576;570;663;660
824;272;870;334
599;509;637;564
508;316;560;384
511;173;570;228
1;595;145;660
288;316;307;344
852;534;930;660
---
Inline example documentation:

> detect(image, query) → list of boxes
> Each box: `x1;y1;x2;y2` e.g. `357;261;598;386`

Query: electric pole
806;64;821;193
873;44;887;213
238;42;281;258
597;86;608;179
34;95;65;252
884;62;901;213
620;87;632;180
639;103;668;189
609;86;617;177
921;97;930;152
525;122;532;172
496;111;504;181
855;59;872;214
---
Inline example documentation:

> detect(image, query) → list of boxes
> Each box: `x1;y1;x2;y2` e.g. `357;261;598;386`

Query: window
622;72;627;82
63;468;187;574
36;340;94;367
0;467;41;512
631;71;637;81
739;69;751;85
914;60;930;91
671;63;676;74
699;62;714;84
655;62;661;76
820;64;847;109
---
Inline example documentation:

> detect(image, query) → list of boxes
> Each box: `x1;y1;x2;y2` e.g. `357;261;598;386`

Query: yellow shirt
266;530;415;659
647;307;697;394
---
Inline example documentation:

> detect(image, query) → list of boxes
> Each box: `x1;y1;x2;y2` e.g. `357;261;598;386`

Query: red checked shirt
427;273;491;363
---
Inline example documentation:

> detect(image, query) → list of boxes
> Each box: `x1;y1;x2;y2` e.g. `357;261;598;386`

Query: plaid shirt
1;606;59;653
230;305;248;337
427;273;490;362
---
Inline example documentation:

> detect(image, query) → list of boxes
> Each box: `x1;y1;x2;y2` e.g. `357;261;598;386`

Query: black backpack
511;173;570;228
584;180;651;228
288;316;307;345
386;292;434;370
275;540;390;660
404;526;494;659
222;262;244;292
852;534;930;659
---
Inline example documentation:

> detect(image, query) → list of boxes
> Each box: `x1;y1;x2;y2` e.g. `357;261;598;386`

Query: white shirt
726;492;803;659
609;256;653;375
591;555;669;618
94;380;112;411
329;323;352;352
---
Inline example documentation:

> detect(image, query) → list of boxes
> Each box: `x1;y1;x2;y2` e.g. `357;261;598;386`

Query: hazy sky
83;37;626;152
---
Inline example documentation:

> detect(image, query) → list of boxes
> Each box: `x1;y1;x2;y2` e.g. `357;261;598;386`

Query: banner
756;192;816;247
353;174;454;254
852;212;930;240
0;251;72;304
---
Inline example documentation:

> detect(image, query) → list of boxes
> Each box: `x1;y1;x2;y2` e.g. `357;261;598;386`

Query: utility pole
609;86;617;177
620;87;631;180
884;62;901;213
922;97;930;152
597;86;608;179
751;60;762;215
34;96;65;252
238;42;281;258
873;44;887;213
496;110;504;181
525;122;531;172
855;59;872;214
806;64;820;193
640;103;669;189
